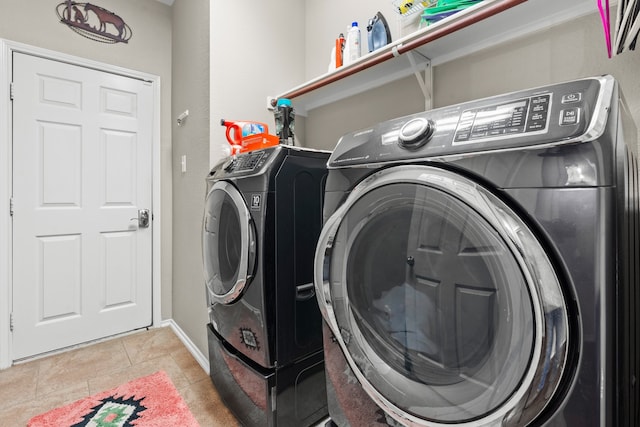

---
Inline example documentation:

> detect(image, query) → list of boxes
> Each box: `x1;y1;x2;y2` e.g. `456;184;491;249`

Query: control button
560;108;581;126
470;130;488;139
473;123;489;133
223;158;236;172
460;111;476;121
398;117;435;148
457;123;473;132
561;92;582;104
490;120;507;129
532;104;547;113
527;122;546;131
531;95;550;106
527;101;549;132
454;131;470;142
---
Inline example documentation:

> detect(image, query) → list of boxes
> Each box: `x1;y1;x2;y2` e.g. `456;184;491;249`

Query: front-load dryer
314;75;639;426
203;145;330;426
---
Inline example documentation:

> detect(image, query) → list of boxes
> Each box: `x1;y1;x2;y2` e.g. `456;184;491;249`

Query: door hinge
9;313;13;332
271;386;277;411
9;82;14;101
9;197;13;216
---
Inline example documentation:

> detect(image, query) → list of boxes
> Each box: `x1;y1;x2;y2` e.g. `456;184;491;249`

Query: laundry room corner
171;0;307;366
170;0;211;360
209;0;306;167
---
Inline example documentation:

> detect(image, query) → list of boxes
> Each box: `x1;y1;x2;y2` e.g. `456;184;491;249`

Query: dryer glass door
203;181;256;305
315;165;569;426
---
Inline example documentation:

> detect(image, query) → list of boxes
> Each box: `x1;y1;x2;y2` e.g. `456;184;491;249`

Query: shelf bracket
405;50;432;111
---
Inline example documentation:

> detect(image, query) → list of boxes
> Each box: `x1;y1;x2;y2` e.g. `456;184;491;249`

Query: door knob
131;209;150;228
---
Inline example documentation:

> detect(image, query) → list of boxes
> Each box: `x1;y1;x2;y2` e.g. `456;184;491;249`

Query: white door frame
0;39;163;369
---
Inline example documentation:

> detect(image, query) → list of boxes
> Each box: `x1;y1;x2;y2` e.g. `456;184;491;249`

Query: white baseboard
160;319;210;375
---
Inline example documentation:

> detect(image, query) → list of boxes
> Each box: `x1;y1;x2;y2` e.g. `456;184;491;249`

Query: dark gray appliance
203;145;330;426
314;75;639;426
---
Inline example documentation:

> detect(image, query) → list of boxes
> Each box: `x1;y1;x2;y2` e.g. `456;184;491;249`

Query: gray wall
171;0;210;357
304;9;640;152
433;9;640;117
0;0;174;319
304;74;426;150
209;0;306;166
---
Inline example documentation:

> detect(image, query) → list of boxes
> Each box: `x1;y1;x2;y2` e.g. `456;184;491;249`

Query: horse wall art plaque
56;1;132;44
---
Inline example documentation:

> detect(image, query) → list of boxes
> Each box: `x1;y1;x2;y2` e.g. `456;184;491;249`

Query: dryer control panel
453;94;551;144
223;150;267;173
211;148;279;180
328;76;614;168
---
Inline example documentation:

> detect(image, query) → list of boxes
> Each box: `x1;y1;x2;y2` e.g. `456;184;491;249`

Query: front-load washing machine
314;75;639;426
203;145;330;426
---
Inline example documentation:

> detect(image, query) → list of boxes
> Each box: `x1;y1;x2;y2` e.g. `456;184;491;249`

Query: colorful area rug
27;370;199;427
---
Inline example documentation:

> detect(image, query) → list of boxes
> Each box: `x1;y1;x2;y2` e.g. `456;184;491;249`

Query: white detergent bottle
344;22;361;65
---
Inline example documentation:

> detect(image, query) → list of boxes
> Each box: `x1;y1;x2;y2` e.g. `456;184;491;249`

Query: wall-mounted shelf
277;0;596;114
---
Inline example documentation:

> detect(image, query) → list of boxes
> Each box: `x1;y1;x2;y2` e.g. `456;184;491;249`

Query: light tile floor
0;327;239;426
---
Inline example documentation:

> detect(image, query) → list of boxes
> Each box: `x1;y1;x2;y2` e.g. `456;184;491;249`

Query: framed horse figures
56;1;132;44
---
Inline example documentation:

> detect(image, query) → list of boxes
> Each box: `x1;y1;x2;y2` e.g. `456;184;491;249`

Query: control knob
398;117;435;149
223;157;236;172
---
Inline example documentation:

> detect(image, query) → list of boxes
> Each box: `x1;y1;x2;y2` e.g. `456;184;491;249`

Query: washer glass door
203;180;256;305
315;165;569;426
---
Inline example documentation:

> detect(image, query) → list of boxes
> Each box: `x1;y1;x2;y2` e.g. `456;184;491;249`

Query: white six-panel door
12;52;153;359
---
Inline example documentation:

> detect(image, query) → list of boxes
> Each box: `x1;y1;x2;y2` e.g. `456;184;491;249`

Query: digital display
454;95;551;145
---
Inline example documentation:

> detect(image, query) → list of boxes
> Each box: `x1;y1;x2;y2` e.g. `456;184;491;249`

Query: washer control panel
223;150;266;173
328;76;612;168
453;94;551;144
212;148;278;180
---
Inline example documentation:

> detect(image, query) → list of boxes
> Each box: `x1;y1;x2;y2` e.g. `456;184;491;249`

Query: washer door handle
295;282;315;301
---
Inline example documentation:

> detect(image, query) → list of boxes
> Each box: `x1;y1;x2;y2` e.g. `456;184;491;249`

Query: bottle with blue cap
274;98;295;145
344;21;361;65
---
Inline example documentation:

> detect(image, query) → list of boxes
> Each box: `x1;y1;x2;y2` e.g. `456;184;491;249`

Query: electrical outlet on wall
181;155;187;173
266;96;276;111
